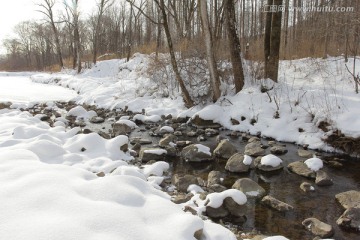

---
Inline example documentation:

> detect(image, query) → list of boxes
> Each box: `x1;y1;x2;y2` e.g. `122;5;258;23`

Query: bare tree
37;0;64;68
199;0;221;101
224;0;245;93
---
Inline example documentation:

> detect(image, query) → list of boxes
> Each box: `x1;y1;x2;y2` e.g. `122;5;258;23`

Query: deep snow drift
31;53;360;151
0;109;237;240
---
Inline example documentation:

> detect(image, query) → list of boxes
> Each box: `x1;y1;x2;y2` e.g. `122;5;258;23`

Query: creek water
127;125;360;240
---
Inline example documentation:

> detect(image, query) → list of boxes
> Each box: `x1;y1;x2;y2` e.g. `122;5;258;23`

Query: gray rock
113;122;132;134
130;137;152;145
335;190;360;209
213;139;237;159
159;134;177;148
175;141;192;148
315;170;333;186
205;204;229;218
298;149;314;158
300;182;316;192
232;178;266;198
187;131;197;137
245;146;265;157
208;184;227;193
207;171;225;186
171;193;193;204
255;156;284;172
270;145;288;155
174;131;183;136
172;174;199;192
90;116;105;123
139;148;167;162
181;144;212;162
223;197;247;217
261;195;294;212
205;128;219;136
302;218;334;238
288;161;316;178
225;153;250;173
336;207;360;231
248;137;260;143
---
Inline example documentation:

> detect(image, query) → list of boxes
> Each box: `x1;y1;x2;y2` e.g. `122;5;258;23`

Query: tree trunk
199;0;221;101
224;0;245;93
264;0;273;78
157;0;194;108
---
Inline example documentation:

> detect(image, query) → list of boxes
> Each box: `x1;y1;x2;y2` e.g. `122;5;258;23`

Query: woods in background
0;0;359;80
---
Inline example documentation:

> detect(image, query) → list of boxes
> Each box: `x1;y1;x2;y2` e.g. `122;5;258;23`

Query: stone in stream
232;178;265;199
254;154;284;172
129;137;152;145
244;141;265;157
261;195;294;212
213;139;237;159
90;116;105;123
207;171;225;187
159;134;177;148
208;184;227;193
187;131;197;137
288;161;316;179
175;141;192;148
248;136;260;143
269;145;288;155
172;174;199;193
205;128;219;136
298;149;314;158
335;190;360;209
336;207;360;231
205;196;247;219
300;182;316;192
302;218;334;238
180;144;212;162
315;170;333;186
139;148;167;162
225;153;251;173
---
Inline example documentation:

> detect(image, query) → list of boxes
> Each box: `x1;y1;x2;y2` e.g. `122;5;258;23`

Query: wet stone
336;207;360;231
302;218;334;238
261;195;294;212
315;170;333;186
300;182;316;192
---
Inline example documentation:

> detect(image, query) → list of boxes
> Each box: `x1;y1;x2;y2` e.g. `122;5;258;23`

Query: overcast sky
0;0;97;54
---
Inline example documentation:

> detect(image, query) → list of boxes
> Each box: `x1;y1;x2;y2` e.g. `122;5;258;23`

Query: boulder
335;190;360;209
213;139;237;159
288;161;316;178
261;195;294;212
208;184;227;193
255;155;284;172
336;207;360;231
191;115;221;129
207;171;225;187
244;141;265;157
172;174;199;193
225;153;251;173
232;178;265;198
139;148;167;162
270;145;288;155
302;218;334;238
298;149;314;158
315;170;333;186
181;144;212;162
205;204;229;218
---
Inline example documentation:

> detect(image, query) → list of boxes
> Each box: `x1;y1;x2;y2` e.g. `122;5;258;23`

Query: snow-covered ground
31;54;360;151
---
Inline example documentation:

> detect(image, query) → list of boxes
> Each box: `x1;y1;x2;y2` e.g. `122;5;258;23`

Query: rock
298;149;314;158
0;101;11;109
270;145;288;155
139;148;167;162
225;153;251;173
120;143;128;152
300;182;315;192
255;155;283;172
335;190;360;209
172;174;199;192
288;161;316;178
205;128;219;136
98;131;110;139
113;122;132;134
315;170;333;186
96;172;105;177
130;137;152;145
171;193;193;204
261;195;294;212
268;141;276;146
248;137;260;143
90;116;105;123
174;131;183;136
165;146;177;157
232;178;265;198
206;204;229;218
302;218;334;238
213;139;237;159
231;118;240;125
208;184;227;193
191;115;221;129
175;141;192;148
194;229;203;240
207;171;225;186
336;207;360;231
328;160;343;168
159;134;177;148
197;135;206;141
223;197;247;217
244;141;265;157
187;131;197;137
181;144;212;162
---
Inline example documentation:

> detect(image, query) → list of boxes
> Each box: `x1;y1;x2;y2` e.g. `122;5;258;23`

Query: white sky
0;0;97;54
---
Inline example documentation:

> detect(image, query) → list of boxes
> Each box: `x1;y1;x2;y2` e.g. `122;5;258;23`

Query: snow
194;144;211;156
115;119;138;128
160;126;174;133
143;149;168;155
304;157;323;171
262;236;289;240
0;109;236;240
261;154;283;167
133;114;162;123
187;184;205;194
243;155;253;165
67;105;97;119
205;189;247;208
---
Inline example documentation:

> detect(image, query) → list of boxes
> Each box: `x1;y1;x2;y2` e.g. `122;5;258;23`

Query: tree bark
224;0;245;93
199;0;221;101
